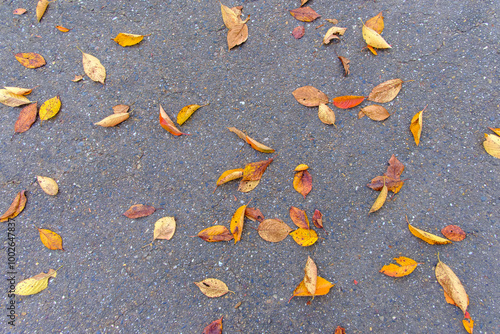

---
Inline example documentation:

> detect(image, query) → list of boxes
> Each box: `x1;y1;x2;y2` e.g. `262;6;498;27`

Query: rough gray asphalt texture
0;0;499;333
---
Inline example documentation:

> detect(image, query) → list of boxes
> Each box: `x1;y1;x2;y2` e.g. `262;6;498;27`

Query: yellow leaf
0;89;31;107
153;217;176;241
380;256;419;277
195;278;233;298
483;133;500;159
113;33;146;47
15;269;57;295
237;179;260;192
37;176;58;195
198;225;233;242
15;52;46;69
408;223;452;245
177;104;206;125
488;127;500;136
241;157;274;181
4;86;32;95
304;256;317;295
368;78;403;103
38;228;63;250
369;184;387;213
79;48;106;84
290;228;318;246
289;276;334;301
410;106;426;146
295;164;309;171
39;96;61;120
36;0;49;22
323;26;347;44
435;256;469;314
318;103;336;125
94;113;130;127
215;168;244;189
362;23;391;49
462;317;474;334
230;204;247;244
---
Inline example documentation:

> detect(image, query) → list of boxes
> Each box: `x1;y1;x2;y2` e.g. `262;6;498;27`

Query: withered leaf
300;0;309;6
323;27;347;44
95;113;129;127
289;206;309;229
79;48;106;84
245;207;264;222
195;278;233;298
241;157;274;182
203;316;223;334
292;26;305;39
368;78;403;103
38;228;64;250
380;256;419;277
365;12;384;34
113;104;130;114
0;89;31;107
198;225;233;242
71;75;83;82
153;217;176;240
290;228;318;246
435;256;469;314
304;256;317;295
160;105;188;136
338;56;350;76
15;52;46;69
408;222;452;245
257;219;292;242
367;154;405;194
312;209;323;229
318;103;336;125
123;204;155;219
332;95;365;109
221;4;250;50
230;204;247;244
293;170;312;198
37;176;58;195
289;276;333;302
0;190;27;222
289;7;321;22
228;127;275;153
15;269;57;295
369;183;387;213
488;127;500;136
410;106;426;146
15;103;37;133
360;105;390;121
441;225;466;241
237;179;260;193
36;0;49;22
292;86;329;107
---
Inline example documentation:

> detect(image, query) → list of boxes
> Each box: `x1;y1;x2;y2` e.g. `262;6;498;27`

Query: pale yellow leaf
36;0;49;22
15;269;57;295
4;87;32;95
0;89;31;107
483;133;500;159
153;216;176;240
435;256;468;314
37;176;58;195
79;49;106;84
362;24;391;49
318;103;336;125
94;113;129;127
195;278;233;298
304;256;317;295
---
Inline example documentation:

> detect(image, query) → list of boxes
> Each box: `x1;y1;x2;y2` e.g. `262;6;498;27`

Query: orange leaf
13;8;27;15
292;26;305;39
462;317;474;334
289;276;334;302
290;228;318;246
56;25;71;32
488;127;500;136
230;204;247;244
360;105;390;121
15;103;37;133
15;52;46;69
0;191;27;222
367;45;378;55
123;204;155;219
410;105;426;146
292;86;329;107
38;228;64;250
289;6;321;22
334;326;346;334
367;154;405;194
293;170;312;198
312;209;323;229
159;105;188;136
380;256;419;277
289;206;309;229
332;95;365;109
198;225;233;242
365;12;384;34
203;316;223;334
241;157;274;181
441;225;466;241
245;207;264;222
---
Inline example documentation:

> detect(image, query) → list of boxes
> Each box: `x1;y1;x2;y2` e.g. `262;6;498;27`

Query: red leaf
203;316;223;334
123;204;156;218
289;7;321;22
312;209;323;228
292;26;305;39
332;95;365;109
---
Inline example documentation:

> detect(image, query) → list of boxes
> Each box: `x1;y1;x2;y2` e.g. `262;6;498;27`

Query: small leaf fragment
153;216;176;241
410;106;426;146
159;105;188;136
0;191;27;222
369;183;387;213
289;276;333;301
292;26;305;39
368;78;403;103
4;86;32;95
483;133;500;159
177;104;205;125
56;25;71;32
228;127;275;153
39;96;61;120
113;33;145;47
195;278;232;298
15;52;46;69
293;170;312;198
289;7;321;22
15;103;37;133
36;0;49;22
300;0;309;6
13;8;27;15
441;225;466;241
462;317;474;334
318;103;336;125
334;326;346;334
38;228;64;250
230;204;247;243
435;256;469;314
367;154;405;194
257;219;292;242
323;26;347;44
304;256;317;295
0;89;31;107
71;75;83;82
112;104;130;114
289;206;309;229
293;86;329;107
332;95;365;109
290;228;318;246
360;105;390;121
15;269;57;295
94;113;129;127
362;23;391;49
488;127;500;136
203;316;223;334
37;176;58;195
79;49;106;84
312;209;323;229
338;56;350;76
380;256;419;277
245;207;264;222
198;225;233;242
408;223;452;245
123;204;155;219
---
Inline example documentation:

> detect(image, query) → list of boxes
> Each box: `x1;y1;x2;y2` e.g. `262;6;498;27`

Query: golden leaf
195;278;233;298
227;127;275;153
362;23;391;49
15;269;57;295
177;104;206;125
71;75;83;82
13;8;27;15
39;96;61;121
462;317;474;334
293;170;312;199
0;89;32;107
360;105;390;121
15;103;38;133
380;256;419;277
318;103;336;125
237;179;260;193
290;228;318;246
0;191;27;222
79;49;106;84
113;33;145;47
257;219;292;243
215;168;244;189
15;52;46;69
241;157;274;182
295;164;309;171
369;184;387;213
153;217;176;241
221;4;250;50
37;176;58;195
198;225;233;242
435;256;469;314
410;106;426;146
94;113;129;127
289;276;334;302
292;86;329;107
483;133;500;159
408;222;452;245
301;0;309;6
112;104;130;114
230;204;247;244
160;105;188;136
304;256;317;295
36;0;49;22
38;228;64;250
365;12;384;34
4;86;32;95
368;78;403;103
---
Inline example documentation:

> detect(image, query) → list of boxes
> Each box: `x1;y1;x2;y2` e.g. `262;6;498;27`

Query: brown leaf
385;154;405;180
292;86;329;107
36;0;49;22
312;209;323;229
334;326;346;334
203;316;223;334
113;104;130;114
317;103;336;125
368;79;403;103
292;26;305;39
441;225;466;241
159;105;188;136
153;217;176;241
227;23;249;50
38;228;64;250
195;278;233;298
0;191;27;222
323;27;347;44
365;12;384;34
123;204;155;219
289;7;321;22
221;3;250;50
245;207;264;222
289;206;309;229
15;103;37;133
198;225;233;242
15;52;46;69
367;154;405;194
338;56;350;76
304;256;317;295
332;95;365;109
293;170;312;198
360;105;390;121
257;219;292;242
435;256;469;314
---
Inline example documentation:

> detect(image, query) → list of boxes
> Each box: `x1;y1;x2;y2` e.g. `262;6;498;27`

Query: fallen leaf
368;78;403;103
318;103;336;125
237;179;260;193
360;105;390;121
38;228;64;250
289;7;321;22
4;86;32;95
289;276;333;301
71;75;83;82
0;191;27;222
300;0;309;6
369;183;387;213
380;256;419;277
15;103;37;133
113;33;146;47
304;256;317;295
410;106;426;146
289;206;309;229
153;217;176;240
245;207;264;222
292;26;305;39
15;269;57;295
362;23;391;49
230;204;247;244
221;4;250;50
123;204;155;219
257;219;292;242
338;56;350;76
94;113;129;127
160;105;188;136
238;157;273;192
293;170;312;198
408;222;452;245
36;0;49;22
488;127;500;136
483;133;500;159
13;8;27;15
203;316;223;334
228;127;275;153
290;228;318;246
365;12;384;34
37;176;58;195
334;326;346;334
195;278;233;298
332;95;365;109
323;26;347;44
39;96;61;121
441;225;466;241
215;168;244;189
295;164;309;171
358;110;365;119
367;154;405;194
0;89;31;107
79;48;106;84
367;45;378;55
312;209;323;229
325;19;339;25
56;25;71;32
435;256;468;314
177;104;206;125
462;317;474;334
113;104;130;114
293;86;329;107
15;52;46;69
198;225;233;242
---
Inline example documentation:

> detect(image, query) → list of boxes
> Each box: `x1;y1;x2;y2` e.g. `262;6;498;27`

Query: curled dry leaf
362;23;391;49
289;206;309;229
71;75;83;82
37;176;58;195
483;133;500;159
292;26;305;39
15;269;57;295
332;95;365;109
367;154;405;194
334;326;346;334
325;19;339;25
0;89;31;107
123;204;155;219
408;222;452;245
435;256;469;314
4;86;32;95
323;27;347;44
113;104;130;114
441;225;466;241
160;105;188;136
245;207;264;222
380;256;419;277
289;7;321;22
238;157;273;192
15;52;46;69
221;4;250;50
0;190;27;222
369;183;387;213
257;219;292;242
113;33;146;47
177;104;207;125
360;105;390;121
230;204;247;244
304;256;317;295
56;26;71;32
215;168;244;189
338;56;350;76
410;106;426;146
289;276;333;302
365;12;384;34
153;217;176;241
290;228;318;246
198;225;233;242
228;127;275;153
293;170;312;198
292;86;329;107
15;103;37;133
13;8;27;15
36;0;49;22
312;209;323;229
318;103;336;125
79;49;106;84
203;316;223;334
38;228;64;250
39;96;61;121
95;113;129;127
368;78;403;103
195;278;232;298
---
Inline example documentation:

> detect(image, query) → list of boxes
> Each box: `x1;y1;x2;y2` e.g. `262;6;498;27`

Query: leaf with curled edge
0;190;27;222
159;105;188;136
